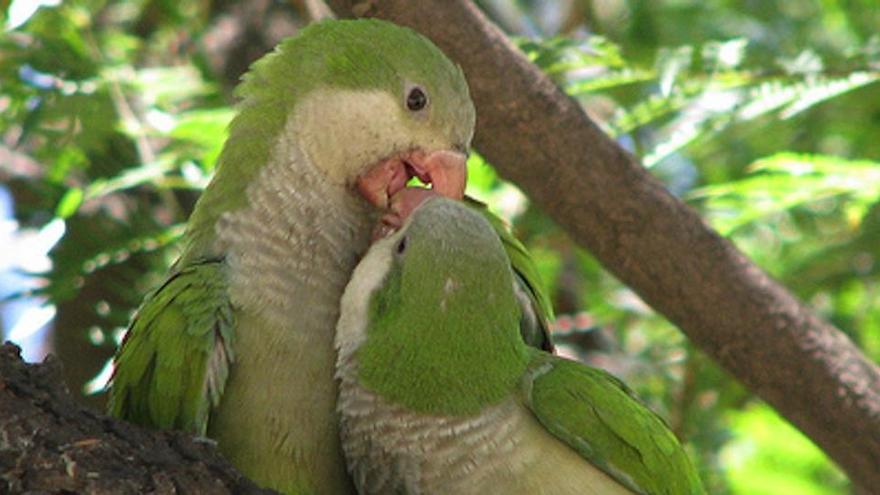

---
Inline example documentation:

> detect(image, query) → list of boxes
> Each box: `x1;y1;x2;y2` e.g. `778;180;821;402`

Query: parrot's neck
337;375;632;495
217;138;374;328
206;132;372;493
335;378;526;493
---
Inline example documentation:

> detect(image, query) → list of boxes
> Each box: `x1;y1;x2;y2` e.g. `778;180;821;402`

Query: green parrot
335;197;706;495
108;19;551;494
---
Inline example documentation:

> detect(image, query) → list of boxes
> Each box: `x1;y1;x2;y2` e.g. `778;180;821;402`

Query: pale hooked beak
356;149;467;211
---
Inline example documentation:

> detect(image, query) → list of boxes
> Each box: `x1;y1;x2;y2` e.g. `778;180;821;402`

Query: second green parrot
335;197;706;495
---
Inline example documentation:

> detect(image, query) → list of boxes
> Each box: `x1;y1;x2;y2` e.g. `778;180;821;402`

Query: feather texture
110;18;477;494
108;259;234;435
336;198;706;495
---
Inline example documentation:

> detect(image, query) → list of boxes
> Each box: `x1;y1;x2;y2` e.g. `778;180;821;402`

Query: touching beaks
372;187;440;241
357;149;467;212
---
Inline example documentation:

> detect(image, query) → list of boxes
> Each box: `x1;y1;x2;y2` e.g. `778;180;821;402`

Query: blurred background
2;0;879;493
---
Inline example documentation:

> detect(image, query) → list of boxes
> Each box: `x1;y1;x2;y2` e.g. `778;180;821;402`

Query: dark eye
406;86;428;112
396;236;407;254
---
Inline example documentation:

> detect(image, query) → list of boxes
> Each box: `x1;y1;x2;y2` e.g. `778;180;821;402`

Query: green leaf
169;108;234;171
656;45;694;97
689;153;880;234
56;187;83;218
780;72;880;118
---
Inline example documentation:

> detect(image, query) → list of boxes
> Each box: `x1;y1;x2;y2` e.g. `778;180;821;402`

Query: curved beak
356;149;467;210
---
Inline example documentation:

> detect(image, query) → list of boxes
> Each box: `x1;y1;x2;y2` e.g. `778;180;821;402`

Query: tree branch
0;343;277;494
328;0;880;489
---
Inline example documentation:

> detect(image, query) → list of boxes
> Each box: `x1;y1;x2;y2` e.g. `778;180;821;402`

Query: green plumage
525;352;706;494
109;259;234;434
356;198;531;415
337;198;706;495
183;19;471;262
465;196;555;351
111;18;556;494
109;18;477;495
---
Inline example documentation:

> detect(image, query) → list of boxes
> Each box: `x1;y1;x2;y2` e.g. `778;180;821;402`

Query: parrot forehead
335;198;490;353
405;198;502;253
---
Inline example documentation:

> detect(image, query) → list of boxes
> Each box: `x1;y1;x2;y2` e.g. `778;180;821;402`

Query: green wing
108;258;235;435
522;351;705;495
464;196;555;351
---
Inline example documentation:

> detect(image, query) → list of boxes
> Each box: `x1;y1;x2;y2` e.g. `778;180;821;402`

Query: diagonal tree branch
328;0;880;489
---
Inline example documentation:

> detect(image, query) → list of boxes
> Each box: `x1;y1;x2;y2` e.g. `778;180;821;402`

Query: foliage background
2;0;878;493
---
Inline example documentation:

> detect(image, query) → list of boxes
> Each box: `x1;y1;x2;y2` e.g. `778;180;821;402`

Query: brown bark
0;343;277;494
328;0;880;489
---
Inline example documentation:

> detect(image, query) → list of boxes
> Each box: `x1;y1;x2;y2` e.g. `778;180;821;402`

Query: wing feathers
522;352;705;495
109;258;235;436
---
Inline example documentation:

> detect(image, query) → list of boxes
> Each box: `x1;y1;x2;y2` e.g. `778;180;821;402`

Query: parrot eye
405;85;428;112
396;236;408;254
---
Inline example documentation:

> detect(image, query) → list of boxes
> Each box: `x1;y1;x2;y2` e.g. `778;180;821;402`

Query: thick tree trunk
0;343;276;494
327;0;880;490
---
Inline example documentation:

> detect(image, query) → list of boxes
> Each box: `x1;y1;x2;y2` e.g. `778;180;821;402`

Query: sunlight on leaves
690;153;880;235
723;404;847;495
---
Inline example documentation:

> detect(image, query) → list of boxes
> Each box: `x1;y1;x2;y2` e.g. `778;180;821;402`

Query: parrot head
227;19;475;214
337;197;529;415
181;19;477;258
